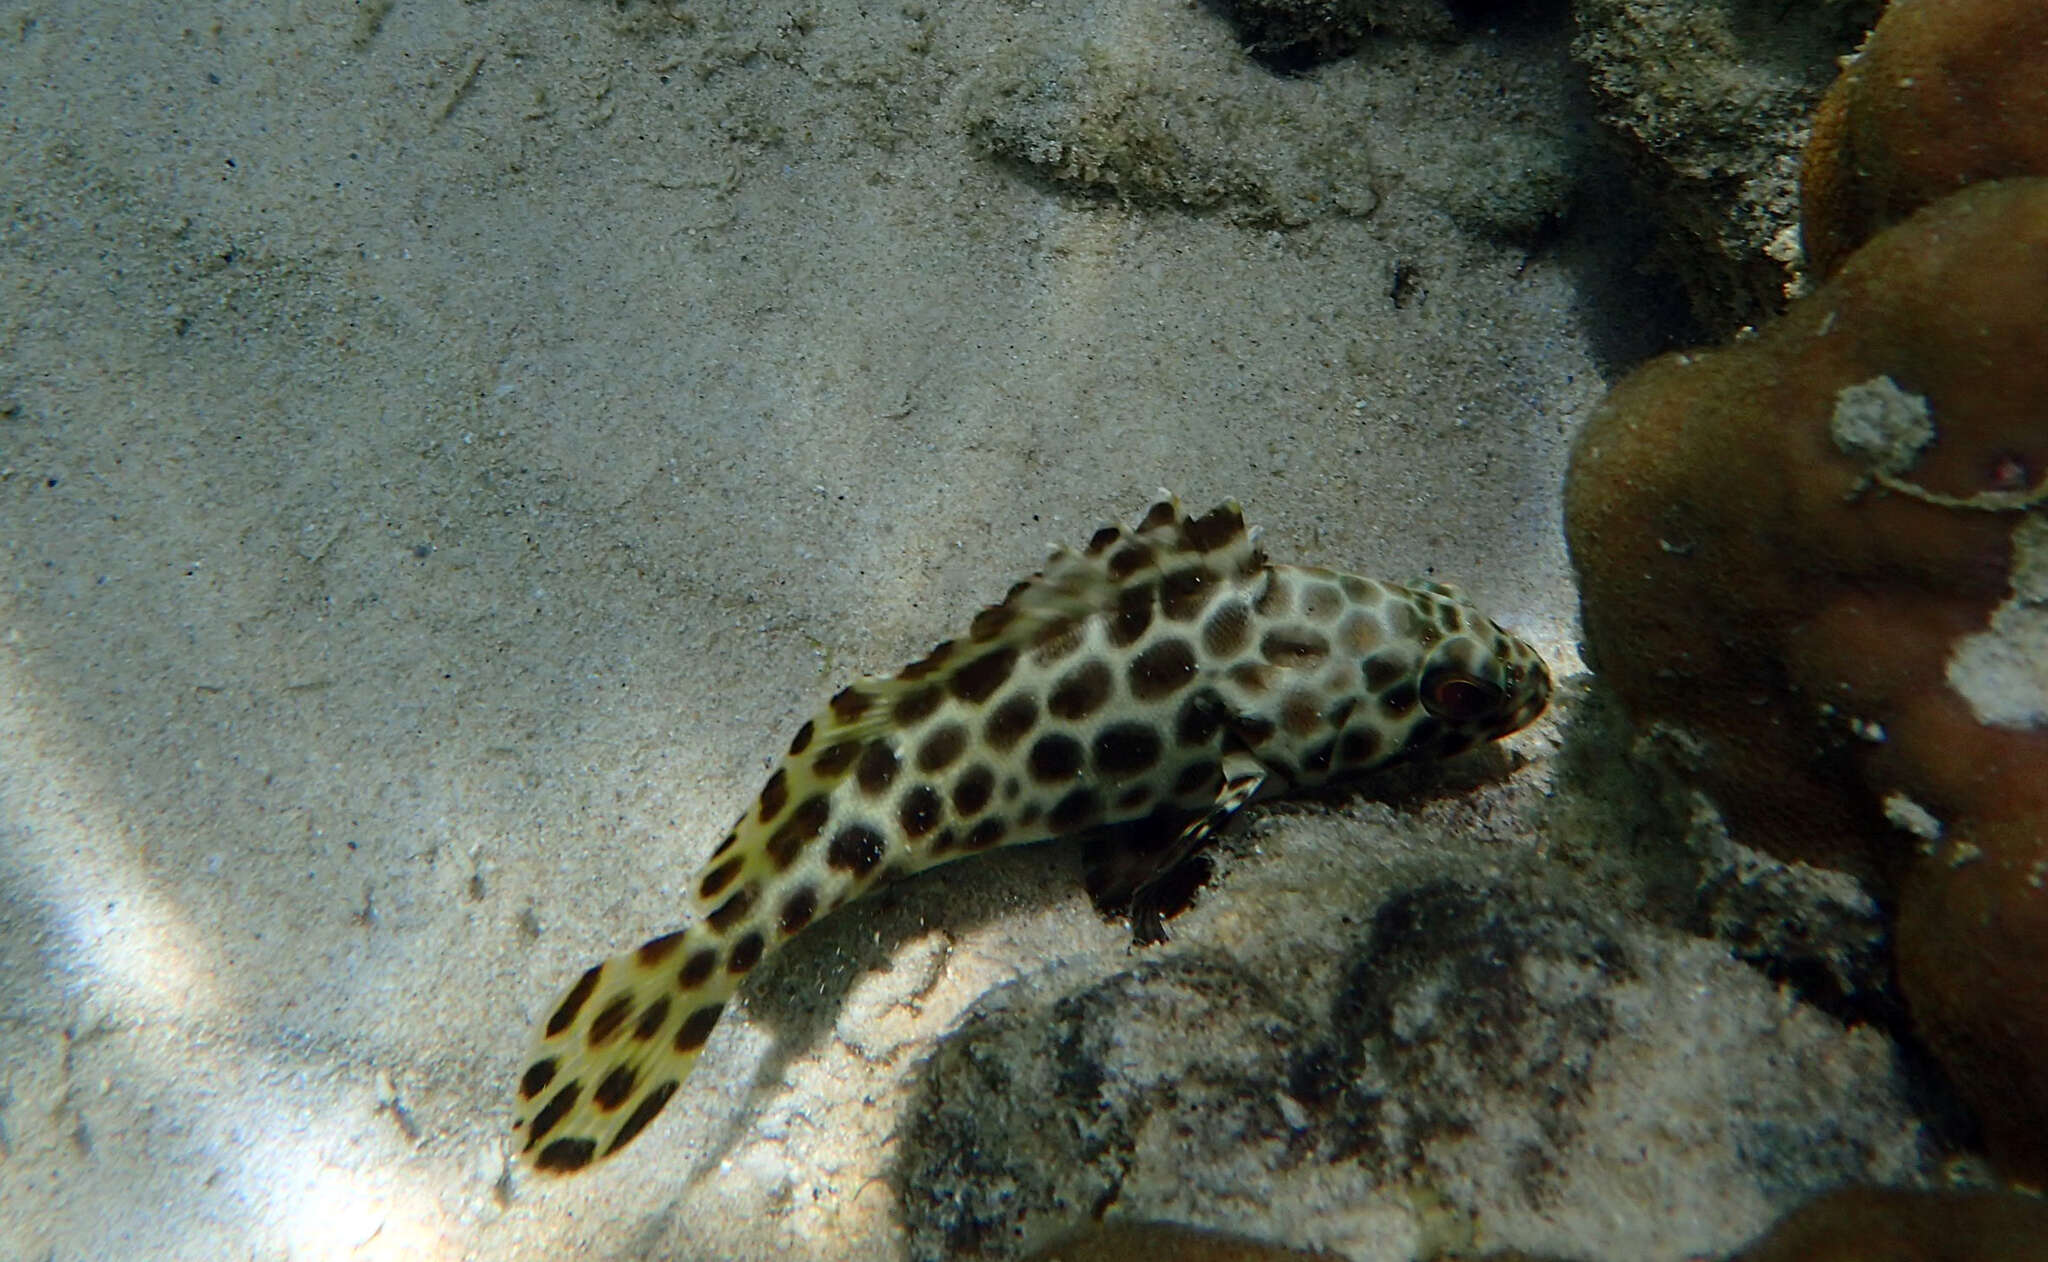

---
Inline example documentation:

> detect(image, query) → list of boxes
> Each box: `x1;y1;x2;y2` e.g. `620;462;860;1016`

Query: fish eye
1422;669;1503;722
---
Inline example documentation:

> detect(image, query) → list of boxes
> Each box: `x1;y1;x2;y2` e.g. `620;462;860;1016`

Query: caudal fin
512;923;736;1173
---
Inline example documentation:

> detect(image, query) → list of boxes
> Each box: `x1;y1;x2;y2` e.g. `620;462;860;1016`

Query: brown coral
1728;1187;2048;1262
1563;178;2048;1183
1801;0;2048;276
1020;1223;1342;1262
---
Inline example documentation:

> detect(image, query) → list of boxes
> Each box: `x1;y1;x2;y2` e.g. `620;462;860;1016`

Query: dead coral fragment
1829;376;1932;478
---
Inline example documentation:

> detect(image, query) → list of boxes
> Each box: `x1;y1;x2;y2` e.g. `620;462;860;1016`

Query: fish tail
513;674;892;1173
513;920;740;1173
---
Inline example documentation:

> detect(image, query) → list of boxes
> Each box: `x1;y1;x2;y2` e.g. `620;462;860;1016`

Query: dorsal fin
813;492;1266;728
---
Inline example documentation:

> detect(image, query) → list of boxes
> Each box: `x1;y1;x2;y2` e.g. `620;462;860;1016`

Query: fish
511;493;1551;1174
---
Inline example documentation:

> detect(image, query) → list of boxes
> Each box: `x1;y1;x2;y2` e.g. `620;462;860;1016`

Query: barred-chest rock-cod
514;493;1552;1173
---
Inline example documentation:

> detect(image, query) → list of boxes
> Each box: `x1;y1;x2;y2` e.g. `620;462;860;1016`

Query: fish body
514;494;1550;1173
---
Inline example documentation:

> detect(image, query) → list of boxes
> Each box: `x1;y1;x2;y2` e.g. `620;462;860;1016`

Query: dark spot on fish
970;602;1017;642
594;1064;637;1112
767;794;831;870
893;684;943;727
546;966;602;1038
1050;660;1113;720
917;723;968;773
707;885;755;933
856;741;900;797
984;693;1039;751
1302;740;1334;775
830;687;873;723
698;856;743;900
678;947;718;989
1281;691;1324;737
1301;583;1342;623
1404;716;1444;754
1107;583;1154;648
1031;617;1085;665
779;886;817;935
814;740;863;777
633;996;672;1041
1108;543;1154;580
1185;504;1243;552
727;930;764;975
952;764;996;816
604;1079;678;1158
1340;612;1383;654
1028;733;1085;783
519;1058;558;1101
1261;627;1330;667
1129;638;1198;700
536;1137;596;1173
899;639;956;681
1339;728;1383;765
899;784;944;839
1362;652;1412;692
1228;661;1278;695
1381;682;1418;717
1174;760;1221;797
674;1003;724;1053
757;768;789;822
1049;787;1103;831
1202;601;1252;656
636;931;685;968
529;1079;581;1143
827;823;887;875
1160;565;1219;621
1175;690;1225;746
787;720;816;756
1254;571;1291;617
951;645;1019;703
587;994;635;1048
1092;722;1163;778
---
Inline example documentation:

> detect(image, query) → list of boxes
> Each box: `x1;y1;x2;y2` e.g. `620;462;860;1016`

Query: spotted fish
513;493;1551;1173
